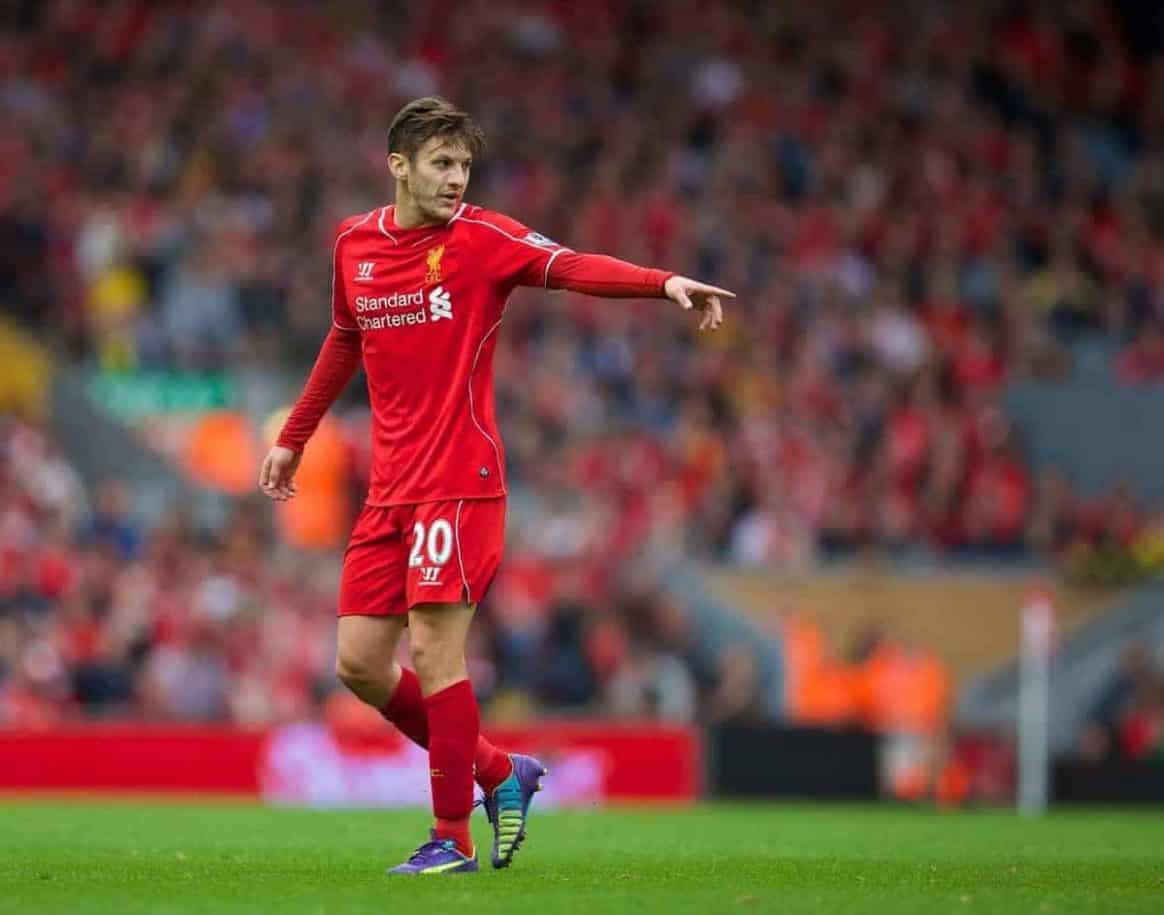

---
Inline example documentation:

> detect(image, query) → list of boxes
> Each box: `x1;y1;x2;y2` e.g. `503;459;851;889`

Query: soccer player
259;97;731;876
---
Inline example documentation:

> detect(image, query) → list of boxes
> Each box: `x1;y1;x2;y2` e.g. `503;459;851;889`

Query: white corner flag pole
1018;591;1055;816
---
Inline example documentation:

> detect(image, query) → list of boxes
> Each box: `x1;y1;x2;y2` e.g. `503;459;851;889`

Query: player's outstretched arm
259;326;361;502
544;251;733;332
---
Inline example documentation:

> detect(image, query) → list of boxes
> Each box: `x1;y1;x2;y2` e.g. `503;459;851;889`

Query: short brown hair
388;96;486;161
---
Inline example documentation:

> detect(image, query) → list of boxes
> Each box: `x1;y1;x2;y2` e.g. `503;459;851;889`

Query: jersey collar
380;203;466;242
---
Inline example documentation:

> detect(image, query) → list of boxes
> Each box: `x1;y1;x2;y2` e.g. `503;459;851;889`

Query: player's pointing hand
664;275;734;332
259;445;302;502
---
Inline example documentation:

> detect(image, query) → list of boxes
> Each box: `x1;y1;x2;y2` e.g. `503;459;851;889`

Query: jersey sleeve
466;209;572;290
276;326;363;452
331;218;359;331
546;251;673;297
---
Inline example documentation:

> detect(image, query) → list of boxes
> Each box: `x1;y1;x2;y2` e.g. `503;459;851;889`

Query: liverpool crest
426;244;445;284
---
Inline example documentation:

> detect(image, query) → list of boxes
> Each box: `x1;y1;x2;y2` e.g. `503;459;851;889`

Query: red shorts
338;497;506;617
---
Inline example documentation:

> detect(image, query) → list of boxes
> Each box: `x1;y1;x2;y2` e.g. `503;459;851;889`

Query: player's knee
408;634;460;685
407;637;434;678
408;634;443;680
335;650;378;693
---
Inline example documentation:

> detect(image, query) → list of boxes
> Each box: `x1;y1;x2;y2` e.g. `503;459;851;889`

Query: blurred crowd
0;418;763;726
0;418;328;725
1078;642;1164;763
4;0;1164;728
5;0;1164;568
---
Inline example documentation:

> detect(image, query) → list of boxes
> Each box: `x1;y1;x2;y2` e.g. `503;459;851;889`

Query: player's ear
388;152;409;181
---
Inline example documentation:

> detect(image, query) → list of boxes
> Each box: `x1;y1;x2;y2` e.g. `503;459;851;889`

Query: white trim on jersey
454;498;470;603
332;210;375;330
452;212;572;256
452;211;575;287
467;317;505;485
542;246;567;288
377;206;398;243
378;204;461;244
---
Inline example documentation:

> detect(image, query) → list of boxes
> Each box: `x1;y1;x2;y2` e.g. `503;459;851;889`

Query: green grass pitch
1;800;1161;914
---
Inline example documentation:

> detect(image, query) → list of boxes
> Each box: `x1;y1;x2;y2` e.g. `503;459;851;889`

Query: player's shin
380;667;512;791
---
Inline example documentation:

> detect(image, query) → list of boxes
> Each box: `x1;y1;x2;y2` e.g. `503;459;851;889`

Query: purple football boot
479;753;548;869
386;831;479;876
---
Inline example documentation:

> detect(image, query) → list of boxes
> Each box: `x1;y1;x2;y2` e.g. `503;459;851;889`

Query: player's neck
392;192;445;230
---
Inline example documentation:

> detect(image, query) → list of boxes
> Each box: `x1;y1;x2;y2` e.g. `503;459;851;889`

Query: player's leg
378;666;513;789
395;497;515;792
408;497;545;870
386;599;480;875
335;614;407;707
386;498;543;876
336;506;412;710
409;600;478;855
338;506;511;791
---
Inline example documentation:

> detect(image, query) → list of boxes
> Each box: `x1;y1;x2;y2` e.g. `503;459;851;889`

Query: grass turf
0;800;1161;914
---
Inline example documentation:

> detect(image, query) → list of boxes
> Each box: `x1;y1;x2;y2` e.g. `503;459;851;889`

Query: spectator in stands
85;480;142;561
530;597;598;710
1078;642;1161;763
1119;679;1164;762
606;635;698;722
1116;322;1164;384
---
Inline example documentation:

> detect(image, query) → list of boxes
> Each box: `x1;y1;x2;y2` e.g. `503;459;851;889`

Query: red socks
380;667;430;747
424;679;478;855
379;669;514;855
380;668;513;793
474;734;513;794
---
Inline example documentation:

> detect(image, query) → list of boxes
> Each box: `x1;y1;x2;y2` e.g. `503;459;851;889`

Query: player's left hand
664;275;734;332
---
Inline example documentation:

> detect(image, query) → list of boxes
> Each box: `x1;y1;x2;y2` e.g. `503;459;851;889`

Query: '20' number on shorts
409;519;453;568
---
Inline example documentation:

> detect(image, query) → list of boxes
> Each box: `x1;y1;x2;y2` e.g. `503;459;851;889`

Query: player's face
403;137;472;223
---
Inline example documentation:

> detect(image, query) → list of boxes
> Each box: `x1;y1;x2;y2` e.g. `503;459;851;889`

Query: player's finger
675;287;694;310
710;295;723;326
692;282;735;299
259;456;271;489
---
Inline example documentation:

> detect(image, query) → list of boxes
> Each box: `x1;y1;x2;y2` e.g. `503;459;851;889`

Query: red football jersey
332;203;569;506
